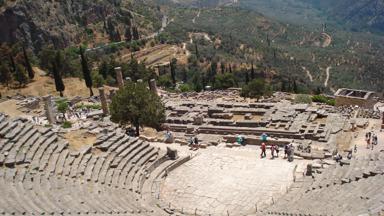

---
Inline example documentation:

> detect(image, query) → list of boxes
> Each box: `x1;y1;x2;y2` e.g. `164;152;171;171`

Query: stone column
382;113;384;129
43;95;55;124
115;67;124;89
149;79;158;95
98;87;109;116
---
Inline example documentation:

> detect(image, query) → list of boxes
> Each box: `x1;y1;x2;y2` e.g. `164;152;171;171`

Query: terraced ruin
0;88;384;216
0;113;187;215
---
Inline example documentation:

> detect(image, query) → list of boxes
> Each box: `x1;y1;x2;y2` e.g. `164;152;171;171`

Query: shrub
62;121;72;128
312;95;335;106
294;94;312;104
179;84;191;92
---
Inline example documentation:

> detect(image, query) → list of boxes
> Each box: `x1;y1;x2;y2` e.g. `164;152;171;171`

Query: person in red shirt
260;142;266;158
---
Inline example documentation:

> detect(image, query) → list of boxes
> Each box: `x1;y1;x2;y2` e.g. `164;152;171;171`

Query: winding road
192;10;200;24
302;66;314;83
324;66;332;87
321;32;332;48
86;15;169;53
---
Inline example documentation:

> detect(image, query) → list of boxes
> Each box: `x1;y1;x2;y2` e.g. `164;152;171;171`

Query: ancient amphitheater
0;89;384;216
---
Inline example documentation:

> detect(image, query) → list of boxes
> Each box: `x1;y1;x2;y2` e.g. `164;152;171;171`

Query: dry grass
63;130;97;151
120;44;187;67
0;67;99;98
0;100;26;117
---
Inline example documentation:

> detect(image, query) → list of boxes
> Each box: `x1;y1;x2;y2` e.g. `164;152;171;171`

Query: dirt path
322;32;332;48
302;66;314;83
87;15;170;53
324;66;332;87
192;10;200;24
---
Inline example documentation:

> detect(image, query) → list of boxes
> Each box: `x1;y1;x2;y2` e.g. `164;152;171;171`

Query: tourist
275;145;280;158
354;144;357;153
347;149;352;160
372;134;378;145
261;133;268;142
335;153;342;163
288;143;294;162
284;144;289;158
188;137;194;146
271;144;275;159
260;142;266;158
194;137;199;148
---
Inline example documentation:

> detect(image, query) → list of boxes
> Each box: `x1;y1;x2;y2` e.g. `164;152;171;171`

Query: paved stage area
159;146;308;215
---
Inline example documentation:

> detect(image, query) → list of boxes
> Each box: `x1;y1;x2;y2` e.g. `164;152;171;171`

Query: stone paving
160;147;308;215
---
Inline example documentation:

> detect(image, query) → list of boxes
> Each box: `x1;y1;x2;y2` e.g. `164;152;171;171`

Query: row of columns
44;67;159;123
114;66;158;95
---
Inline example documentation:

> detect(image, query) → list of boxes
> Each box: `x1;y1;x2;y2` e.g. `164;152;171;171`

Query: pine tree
99;60;109;79
181;68;187;83
52;60;65;97
23;47;34;79
245;71;249;85
14;64;28;87
0;62;12;87
9;55;16;72
293;80;298;93
251;62;255;80
79;46;94;96
220;62;225;74
132;26;139;40
195;43;199;58
170;58;177;86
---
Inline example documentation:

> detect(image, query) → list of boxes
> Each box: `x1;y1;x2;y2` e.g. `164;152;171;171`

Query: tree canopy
241;78;268;100
110;82;165;136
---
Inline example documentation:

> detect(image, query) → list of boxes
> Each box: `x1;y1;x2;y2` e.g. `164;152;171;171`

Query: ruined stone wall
335;96;376;109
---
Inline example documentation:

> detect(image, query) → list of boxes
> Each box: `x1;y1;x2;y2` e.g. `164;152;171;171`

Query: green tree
110;82;165;136
132;26;140;40
214;72;237;89
14;64;28;87
52;61;65;97
158;74;173;89
0;62;12;86
23;47;34;79
250;62;255;80
170;58;177;86
191;71;203;92
56;98;69;120
99;60;109;79
79;46;94;96
241;78;267;100
92;71;105;88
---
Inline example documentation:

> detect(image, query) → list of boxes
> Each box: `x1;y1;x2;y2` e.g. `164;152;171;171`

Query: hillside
160;5;384;92
0;0;162;51
304;0;384;33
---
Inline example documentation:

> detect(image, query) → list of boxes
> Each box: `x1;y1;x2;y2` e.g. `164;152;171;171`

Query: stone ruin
163;91;353;159
0;88;384;216
335;88;379;109
0;113;188;215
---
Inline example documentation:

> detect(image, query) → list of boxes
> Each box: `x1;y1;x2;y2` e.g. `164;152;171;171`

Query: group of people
260;142;294;161
365;131;379;150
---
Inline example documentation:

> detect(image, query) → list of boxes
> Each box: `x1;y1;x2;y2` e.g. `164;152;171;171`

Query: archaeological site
1;0;384;215
0;79;384;216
